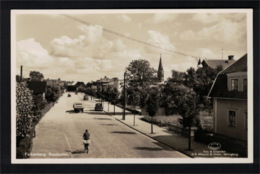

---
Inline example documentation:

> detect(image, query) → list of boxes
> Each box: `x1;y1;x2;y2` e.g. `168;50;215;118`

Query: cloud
78;24;103;43
117;14;132;22
50;25;129;60
16;38;55;68
150;13;178;23
180;16;246;47
180;30;196;40
146;30;176;53
192;13;220;24
192;13;246;24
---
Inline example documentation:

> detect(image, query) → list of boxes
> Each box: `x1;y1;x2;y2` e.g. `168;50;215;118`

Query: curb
103;110;193;158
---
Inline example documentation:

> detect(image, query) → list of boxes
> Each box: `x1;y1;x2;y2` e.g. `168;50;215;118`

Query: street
30;92;188;158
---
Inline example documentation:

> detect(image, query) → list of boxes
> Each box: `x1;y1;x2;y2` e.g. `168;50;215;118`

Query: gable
208;54;247;99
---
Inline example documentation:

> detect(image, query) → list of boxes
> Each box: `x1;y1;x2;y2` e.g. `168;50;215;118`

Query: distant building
94;76;119;91
198;55;236;70
208;54;247;141
27;81;47;98
46;78;67;87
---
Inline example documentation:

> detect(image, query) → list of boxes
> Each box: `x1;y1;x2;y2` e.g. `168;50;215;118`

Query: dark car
84;95;89;101
95;103;103;111
68;94;71;97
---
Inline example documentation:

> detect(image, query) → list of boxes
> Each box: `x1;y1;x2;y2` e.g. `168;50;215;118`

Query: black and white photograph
11;9;253;164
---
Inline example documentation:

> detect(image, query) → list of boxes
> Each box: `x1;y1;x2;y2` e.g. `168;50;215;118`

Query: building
96;76;119;91
27;81;47;99
198;55;236;70
46;78;67;87
208;54;247;141
157;55;164;82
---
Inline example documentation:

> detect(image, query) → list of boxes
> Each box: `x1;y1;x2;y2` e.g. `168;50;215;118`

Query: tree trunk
114;104;115;115
188;126;192;151
133;113;135;126
133;106;136;126
151;117;154;134
108;102;109;111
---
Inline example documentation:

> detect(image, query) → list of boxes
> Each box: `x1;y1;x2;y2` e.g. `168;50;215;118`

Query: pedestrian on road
83;129;90;153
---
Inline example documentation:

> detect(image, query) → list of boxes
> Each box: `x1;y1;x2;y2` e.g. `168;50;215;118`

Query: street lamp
122;71;127;120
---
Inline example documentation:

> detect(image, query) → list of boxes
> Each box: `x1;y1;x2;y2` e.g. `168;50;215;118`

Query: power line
62;14;199;61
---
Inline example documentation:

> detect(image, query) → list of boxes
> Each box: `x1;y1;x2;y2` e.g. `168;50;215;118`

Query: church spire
157;54;164;82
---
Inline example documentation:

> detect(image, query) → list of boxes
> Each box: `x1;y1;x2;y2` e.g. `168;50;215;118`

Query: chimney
228;55;234;60
20;65;23;82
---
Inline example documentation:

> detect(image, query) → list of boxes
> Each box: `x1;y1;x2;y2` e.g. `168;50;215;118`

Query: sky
14;10;248;82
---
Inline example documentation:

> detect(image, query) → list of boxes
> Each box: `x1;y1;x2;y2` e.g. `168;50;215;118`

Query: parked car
73;102;84;112
95;103;103;111
83;95;89;101
68;94;71;97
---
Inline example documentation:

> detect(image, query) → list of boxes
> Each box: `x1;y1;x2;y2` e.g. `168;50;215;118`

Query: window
231;79;238;91
228;110;236;127
243;78;247;91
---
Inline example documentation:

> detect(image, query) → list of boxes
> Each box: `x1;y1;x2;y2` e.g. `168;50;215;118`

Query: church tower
157;54;164;82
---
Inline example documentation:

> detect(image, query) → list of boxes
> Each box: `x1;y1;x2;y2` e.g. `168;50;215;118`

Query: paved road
30;92;188;158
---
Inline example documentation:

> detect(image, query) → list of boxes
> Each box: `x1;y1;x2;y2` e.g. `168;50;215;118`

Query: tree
75;81;85;88
168;70;185;84
128;90;140;126
126;59;156;87
184;67;197;88
31;94;47;122
45;85;61;103
29;71;44;81
163;83;200;150
16;82;34;138
125;59;156;108
109;88;119;115
146;87;161;134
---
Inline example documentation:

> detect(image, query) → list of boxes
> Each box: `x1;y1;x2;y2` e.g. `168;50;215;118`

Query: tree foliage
126;59;156;88
29;71;44;81
45;85;61;103
16;82;34;137
125;59;156;108
163;83;200;128
146;87;161;117
31;94;47;120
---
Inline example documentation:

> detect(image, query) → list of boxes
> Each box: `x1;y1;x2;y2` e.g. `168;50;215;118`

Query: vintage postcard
11;9;253;164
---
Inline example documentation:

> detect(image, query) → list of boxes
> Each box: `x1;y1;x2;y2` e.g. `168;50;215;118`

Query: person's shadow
65;150;85;154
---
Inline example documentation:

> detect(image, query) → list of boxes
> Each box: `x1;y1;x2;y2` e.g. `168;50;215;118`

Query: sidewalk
100;101;215;158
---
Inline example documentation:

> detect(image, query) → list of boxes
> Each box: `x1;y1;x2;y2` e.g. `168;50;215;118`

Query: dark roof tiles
208;54;247;99
203;59;236;69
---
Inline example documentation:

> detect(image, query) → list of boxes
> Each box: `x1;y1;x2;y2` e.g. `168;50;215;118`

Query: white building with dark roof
208;54;247;141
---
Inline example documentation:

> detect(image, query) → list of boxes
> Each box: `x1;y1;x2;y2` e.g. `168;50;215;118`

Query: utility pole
101;83;103;105
122;71;126;120
20;65;23;82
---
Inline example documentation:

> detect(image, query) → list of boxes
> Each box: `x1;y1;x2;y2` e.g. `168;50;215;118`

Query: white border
11;9;254;164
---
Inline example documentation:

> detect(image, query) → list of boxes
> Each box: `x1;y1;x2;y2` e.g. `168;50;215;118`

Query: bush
45;85;61;102
16;82;34;138
142;115;180;127
32;94;47;120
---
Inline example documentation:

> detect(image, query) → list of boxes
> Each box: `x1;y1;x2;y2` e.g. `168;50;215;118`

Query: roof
27;81;47;94
202;59;236;69
208;54;247;99
220;54;247;74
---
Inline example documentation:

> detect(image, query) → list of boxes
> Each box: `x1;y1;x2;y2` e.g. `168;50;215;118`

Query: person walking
83;129;90;153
